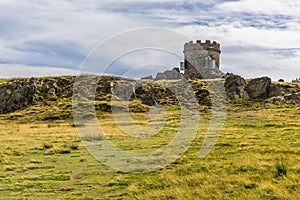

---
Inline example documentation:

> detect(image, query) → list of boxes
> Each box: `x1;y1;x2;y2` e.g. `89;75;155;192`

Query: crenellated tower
183;40;223;79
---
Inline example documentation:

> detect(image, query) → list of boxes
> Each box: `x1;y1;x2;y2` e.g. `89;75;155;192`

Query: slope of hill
0;75;299;199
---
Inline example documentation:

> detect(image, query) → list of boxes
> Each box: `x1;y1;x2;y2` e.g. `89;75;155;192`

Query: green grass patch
47;123;61;128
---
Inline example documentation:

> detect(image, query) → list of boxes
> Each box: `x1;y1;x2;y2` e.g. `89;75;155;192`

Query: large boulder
224;73;249;100
246;77;271;99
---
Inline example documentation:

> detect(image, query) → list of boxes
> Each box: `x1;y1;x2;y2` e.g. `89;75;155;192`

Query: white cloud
0;0;156;70
0;64;78;78
217;0;300;16
177;24;300;49
0;0;299;81
222;51;300;81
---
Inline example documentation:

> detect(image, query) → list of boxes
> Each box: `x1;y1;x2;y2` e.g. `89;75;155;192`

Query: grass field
0;102;299;199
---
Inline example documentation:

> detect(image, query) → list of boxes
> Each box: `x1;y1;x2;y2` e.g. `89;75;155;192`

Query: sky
0;0;299;81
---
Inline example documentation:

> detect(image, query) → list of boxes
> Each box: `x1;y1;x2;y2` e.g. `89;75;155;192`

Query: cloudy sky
0;0;299;81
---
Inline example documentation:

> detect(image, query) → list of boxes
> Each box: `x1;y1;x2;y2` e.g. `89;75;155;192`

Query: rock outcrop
141;75;153;80
224;73;286;101
224;73;249;100
155;68;182;80
0;75;199;115
0;80;35;114
0;77;74;114
246;77;271;99
0;73;299;115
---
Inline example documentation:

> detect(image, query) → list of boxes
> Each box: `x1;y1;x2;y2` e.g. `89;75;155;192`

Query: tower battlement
184;40;221;53
187;40;220;46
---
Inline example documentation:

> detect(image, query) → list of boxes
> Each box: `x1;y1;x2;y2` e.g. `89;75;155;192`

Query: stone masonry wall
184;40;223;79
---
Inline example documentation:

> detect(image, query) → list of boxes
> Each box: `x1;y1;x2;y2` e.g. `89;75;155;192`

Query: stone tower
183;40;224;79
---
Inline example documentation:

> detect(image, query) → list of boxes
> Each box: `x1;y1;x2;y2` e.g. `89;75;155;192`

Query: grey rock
156;73;167;80
141;75;153;80
0;80;36;114
265;92;300;104
155;68;182;80
246;77;271;99
284;92;300;103
224;73;249;100
0;77;74;114
264;96;285;103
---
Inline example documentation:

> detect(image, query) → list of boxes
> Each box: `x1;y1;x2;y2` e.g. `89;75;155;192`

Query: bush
69;144;79;150
292;78;300;83
275;157;288;177
57;149;71;154
43;143;53;149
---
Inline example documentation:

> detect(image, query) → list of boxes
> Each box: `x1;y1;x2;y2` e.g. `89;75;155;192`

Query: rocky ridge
0;74;299;117
224;73;300;103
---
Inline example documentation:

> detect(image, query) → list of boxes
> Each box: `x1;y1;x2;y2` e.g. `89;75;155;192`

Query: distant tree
278;79;285;82
292;78;300;83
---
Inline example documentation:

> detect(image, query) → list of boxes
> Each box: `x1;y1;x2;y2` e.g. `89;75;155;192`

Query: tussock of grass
275;157;288;177
71;123;85;127
42;143;53;149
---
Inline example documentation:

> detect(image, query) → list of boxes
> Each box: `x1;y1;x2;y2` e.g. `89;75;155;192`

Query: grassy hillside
0;77;299;199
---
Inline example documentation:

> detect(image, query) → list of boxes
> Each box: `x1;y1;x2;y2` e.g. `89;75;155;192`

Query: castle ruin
182;40;224;79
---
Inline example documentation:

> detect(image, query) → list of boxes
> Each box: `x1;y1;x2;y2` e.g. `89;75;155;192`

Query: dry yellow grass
0;103;299;199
